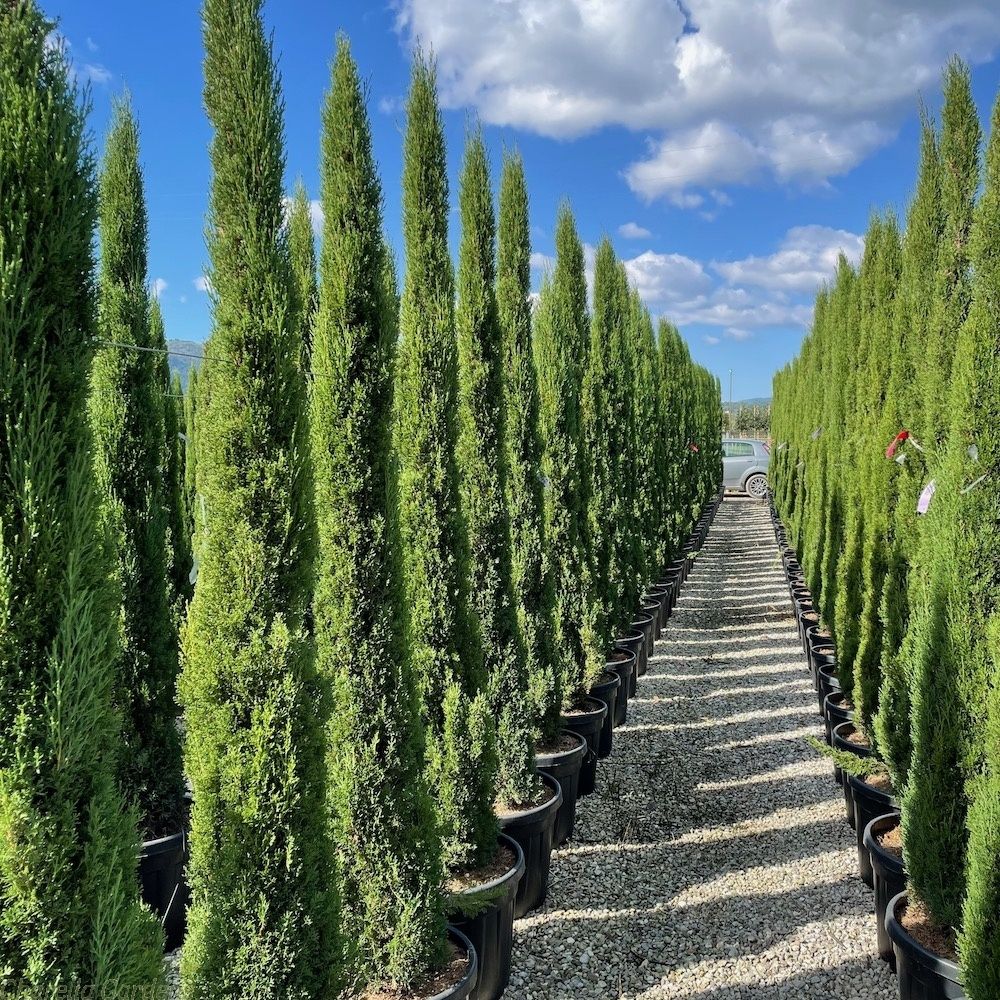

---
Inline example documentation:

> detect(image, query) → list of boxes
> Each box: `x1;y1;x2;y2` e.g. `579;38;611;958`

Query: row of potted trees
0;2;724;997
769;58;999;1000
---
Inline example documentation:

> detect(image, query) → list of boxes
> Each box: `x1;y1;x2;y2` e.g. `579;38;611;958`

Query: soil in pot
848;771;898;887
498;773;562;918
831;722;875;829
139;828;190;951
864;813;906;969
561;698;607;797
364;927;479;1000
590;672;621;758
446;836;524;1000
535;731;587;845
886;892;966;1000
608;646;638;724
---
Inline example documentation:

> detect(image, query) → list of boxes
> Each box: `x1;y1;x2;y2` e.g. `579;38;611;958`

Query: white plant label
917;479;936;515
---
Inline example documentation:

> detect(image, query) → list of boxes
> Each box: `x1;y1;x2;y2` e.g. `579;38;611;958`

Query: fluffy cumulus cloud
618;221;652;239
394;0;1000;204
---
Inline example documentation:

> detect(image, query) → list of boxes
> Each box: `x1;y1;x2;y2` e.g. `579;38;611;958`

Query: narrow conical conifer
312;38;444;989
396;55;497;873
179;0;334;991
497;152;560;744
0;6;162;987
183;365;199;543
288;178;317;367
456;131;536;809
165;364;193;608
90;99;184;834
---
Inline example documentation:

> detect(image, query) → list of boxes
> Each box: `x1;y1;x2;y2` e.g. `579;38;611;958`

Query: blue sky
52;1;1000;399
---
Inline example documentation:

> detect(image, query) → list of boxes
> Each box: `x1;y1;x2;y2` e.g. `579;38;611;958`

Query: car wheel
745;474;768;499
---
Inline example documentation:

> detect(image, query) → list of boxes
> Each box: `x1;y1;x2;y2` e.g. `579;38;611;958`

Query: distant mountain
726;396;772;410
167;340;205;386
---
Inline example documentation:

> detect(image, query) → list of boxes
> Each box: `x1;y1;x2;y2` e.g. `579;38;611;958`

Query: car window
723;442;755;458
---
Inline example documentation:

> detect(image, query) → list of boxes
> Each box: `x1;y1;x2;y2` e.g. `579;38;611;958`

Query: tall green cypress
953;91;1000;999
455;132;536;810
656;321;686;566
535;206;602;710
165;364;193;609
179;0;334;992
288;178;317;367
396;55;497;874
90;99;184;835
627;290;657;597
312;38;444;990
0;5;162;988
183;364;199;543
497;152;560;744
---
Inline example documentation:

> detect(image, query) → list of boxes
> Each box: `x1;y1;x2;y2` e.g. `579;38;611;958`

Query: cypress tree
90;99;184;835
0;5;162;988
312;38;444;990
163;334;193;610
497;152;560;744
456;131;536;809
396;55;498;874
627;290;657;597
183;364;199;544
534;206;602;710
288;178;317;367
179;0;335;992
656;321;686;567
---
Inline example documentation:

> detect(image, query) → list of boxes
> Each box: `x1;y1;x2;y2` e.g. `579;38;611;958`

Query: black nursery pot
430;926;480;1000
848;773;898;888
139;830;189;951
832;722;875;829
797;607;819;655
640;599;660;646
644;586;669;632
498;774;562;919
561;698;607;797
886;892;967;1000
447;835;524;1000
632;609;657;677
610;644;638;723
823;691;854;781
864;813;906;969
808;634;837;691
817;661;842;717
535;730;587;846
590;671;621;757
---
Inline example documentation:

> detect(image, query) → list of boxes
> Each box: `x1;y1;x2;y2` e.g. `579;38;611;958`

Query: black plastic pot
639;599;660;648
535;730;587;846
832;722;875;829
428;926;479;1000
632;610;656;679
823;692;854;785
886;892;966;1000
561;698;607;797
864;813;906;968
796;607;819;654
498;773;562;919
447;835;523;1000
590;672;621;757
610;644;638;724
644;586;669;632
139;831;189;951
809;636;837;691
848;773;898;888
817;662;842;716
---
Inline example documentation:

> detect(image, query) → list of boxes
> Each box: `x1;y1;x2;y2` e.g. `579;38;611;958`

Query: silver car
722;439;770;498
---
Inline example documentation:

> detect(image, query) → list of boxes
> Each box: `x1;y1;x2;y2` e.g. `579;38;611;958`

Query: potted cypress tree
0;5;163;987
90;100;188;935
178;0;336;992
534;207;609;795
455;131;559;923
310;38;474;999
396;55;518;1000
287;178;317;369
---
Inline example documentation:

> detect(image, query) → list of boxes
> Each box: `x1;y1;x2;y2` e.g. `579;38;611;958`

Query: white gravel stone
505;497;896;1000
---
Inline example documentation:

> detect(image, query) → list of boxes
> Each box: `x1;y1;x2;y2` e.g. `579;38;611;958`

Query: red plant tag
886;430;909;459
688;442;700;453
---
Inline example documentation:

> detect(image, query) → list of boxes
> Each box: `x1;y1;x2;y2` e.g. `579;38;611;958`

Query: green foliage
455;132;536;809
179;0;335;993
312;38;445;990
90;100;184;835
396;55;497;874
287;178;317;368
0;4;163;988
497;153;560;745
183;365;199;547
165;363;193;610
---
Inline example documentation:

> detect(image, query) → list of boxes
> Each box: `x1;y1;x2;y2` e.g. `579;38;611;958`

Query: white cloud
151;278;168;299
623;250;711;304
395;0;1000;204
725;327;752;341
80;63;112;85
618;221;652;239
703;335;720;345
193;275;211;293
85;37;99;53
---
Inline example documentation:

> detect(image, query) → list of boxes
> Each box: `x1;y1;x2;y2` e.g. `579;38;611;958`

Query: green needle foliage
456;132;536;810
630;293;659;592
0;4;162;988
396;55;497;874
497;152;560;745
584;240;634;648
183;365;199;544
165;363;193;610
179;0;335;993
312;38;445;990
288;178;317;368
90;99;184;835
656;321;688;568
534;205;602;709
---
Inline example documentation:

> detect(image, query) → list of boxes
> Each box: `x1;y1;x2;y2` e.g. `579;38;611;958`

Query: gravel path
507;496;895;1000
